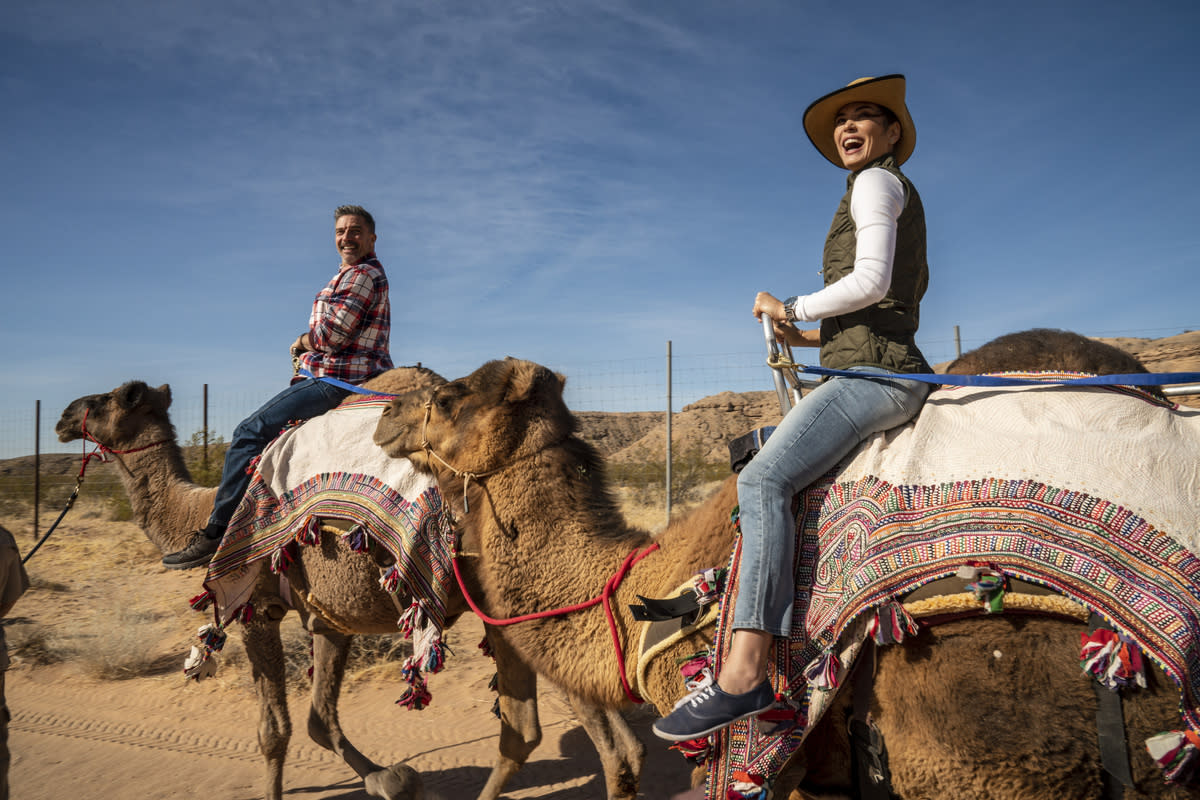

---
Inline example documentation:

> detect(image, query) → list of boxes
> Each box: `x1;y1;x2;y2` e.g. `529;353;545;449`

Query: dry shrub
7;621;71;666
9;607;169;679
275;619;415;688
346;634;413;682
77;607;175;679
609;447;730;533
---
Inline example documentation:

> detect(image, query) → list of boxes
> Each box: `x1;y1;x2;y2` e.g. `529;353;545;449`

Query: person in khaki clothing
0;526;30;800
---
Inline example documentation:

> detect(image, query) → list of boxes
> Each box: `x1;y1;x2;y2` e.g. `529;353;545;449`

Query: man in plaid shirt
163;205;394;569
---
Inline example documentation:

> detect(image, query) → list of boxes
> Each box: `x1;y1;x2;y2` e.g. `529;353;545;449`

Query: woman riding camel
654;74;933;743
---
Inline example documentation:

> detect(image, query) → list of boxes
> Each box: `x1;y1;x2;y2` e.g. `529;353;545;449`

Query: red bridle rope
78;407;172;477
451;541;661;704
22;408;173;566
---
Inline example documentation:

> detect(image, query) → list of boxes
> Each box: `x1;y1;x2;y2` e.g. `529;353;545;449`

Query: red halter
451;541;660;704
77;407;172;478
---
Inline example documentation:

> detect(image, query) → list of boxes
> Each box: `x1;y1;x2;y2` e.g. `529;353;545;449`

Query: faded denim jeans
733;366;931;635
207;378;352;530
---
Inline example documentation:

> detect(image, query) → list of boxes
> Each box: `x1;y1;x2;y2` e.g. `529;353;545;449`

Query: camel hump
344;365;447;400
948;328;1149;376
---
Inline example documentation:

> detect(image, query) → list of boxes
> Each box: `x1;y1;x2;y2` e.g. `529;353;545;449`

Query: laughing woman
654;75;934;751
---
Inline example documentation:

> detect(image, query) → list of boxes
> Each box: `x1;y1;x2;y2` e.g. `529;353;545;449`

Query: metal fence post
34;400;40;540
203;383;209;473
665;340;672;525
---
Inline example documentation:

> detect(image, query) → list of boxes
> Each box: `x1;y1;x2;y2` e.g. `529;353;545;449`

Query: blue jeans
733;367;931;636
207;378;352;531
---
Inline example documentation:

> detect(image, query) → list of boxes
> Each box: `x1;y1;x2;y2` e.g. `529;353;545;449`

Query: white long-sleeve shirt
791;167;906;323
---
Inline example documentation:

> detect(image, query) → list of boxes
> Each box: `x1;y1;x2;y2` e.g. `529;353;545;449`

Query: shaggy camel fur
948;327;1154;378
55;368;642;800
373;355;1199;800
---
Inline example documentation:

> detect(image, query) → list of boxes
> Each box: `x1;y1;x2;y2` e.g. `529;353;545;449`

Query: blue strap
796;365;1200;387
296;369;397;396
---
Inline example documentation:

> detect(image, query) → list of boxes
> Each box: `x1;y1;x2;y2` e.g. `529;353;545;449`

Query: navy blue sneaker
651;680;775;741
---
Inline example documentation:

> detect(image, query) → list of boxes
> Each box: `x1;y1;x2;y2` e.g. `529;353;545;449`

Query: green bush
609;446;728;505
182;430;228;488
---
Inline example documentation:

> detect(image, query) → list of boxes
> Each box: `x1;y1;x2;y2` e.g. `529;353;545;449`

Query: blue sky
3;0;1198;458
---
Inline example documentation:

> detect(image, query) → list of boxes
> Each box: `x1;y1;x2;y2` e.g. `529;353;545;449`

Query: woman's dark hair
335;204;375;234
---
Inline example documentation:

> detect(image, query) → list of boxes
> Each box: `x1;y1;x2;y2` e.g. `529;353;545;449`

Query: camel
372;352;1200;799
55;368;644;800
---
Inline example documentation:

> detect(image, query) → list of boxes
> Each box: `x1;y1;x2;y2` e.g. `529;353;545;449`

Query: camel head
374;357;572;477
56;381;176;449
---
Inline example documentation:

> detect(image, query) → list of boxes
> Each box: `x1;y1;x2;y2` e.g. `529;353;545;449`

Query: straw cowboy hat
803;74;916;167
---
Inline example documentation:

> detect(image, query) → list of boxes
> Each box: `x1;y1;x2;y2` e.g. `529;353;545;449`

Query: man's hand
290;333;310;356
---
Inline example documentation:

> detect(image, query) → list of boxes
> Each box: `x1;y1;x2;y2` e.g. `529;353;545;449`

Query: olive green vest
819;154;932;374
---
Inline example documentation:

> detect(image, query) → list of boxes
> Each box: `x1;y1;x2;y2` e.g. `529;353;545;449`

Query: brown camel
373;353;1200;799
55;368;644;800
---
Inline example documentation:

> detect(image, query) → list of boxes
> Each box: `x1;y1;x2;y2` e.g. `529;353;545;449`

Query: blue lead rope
296;369;398;396
794;364;1200;388
300;365;1200;396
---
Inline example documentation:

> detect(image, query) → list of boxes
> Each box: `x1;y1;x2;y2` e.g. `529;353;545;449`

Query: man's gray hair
335;204;375;234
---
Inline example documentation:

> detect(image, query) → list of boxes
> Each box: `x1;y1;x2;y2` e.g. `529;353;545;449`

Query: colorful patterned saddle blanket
198;396;453;700
703;382;1200;798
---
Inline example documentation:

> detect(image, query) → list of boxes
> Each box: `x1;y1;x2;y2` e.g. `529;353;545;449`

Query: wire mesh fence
0;349;784;534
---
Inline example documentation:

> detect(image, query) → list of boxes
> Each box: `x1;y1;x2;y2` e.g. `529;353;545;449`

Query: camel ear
118;381;149;409
502;361;565;405
154;384;173;410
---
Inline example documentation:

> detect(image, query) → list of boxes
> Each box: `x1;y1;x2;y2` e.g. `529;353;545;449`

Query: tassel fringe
395;670;432;710
668;736;712;766
728;769;768;798
1080;628;1147;690
869;600;920;645
379;565;401;594
183;622;228;681
343;524;369;553
1147;730;1200;783
298;516;321;546
804;649;840;691
269;545;294;574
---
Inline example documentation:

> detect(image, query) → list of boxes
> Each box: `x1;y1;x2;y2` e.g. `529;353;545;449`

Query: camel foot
363;762;424;800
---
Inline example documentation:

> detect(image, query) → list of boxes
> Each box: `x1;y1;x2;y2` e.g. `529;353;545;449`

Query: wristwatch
783;296;800;323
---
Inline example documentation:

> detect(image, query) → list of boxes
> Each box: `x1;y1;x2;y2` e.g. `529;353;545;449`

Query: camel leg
564;693;645;800
308;627;424;800
307;630;380;775
477;628;543;800
240;607;292;800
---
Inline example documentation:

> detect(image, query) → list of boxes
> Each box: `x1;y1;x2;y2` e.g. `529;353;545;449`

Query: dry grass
616;479;725;534
3;500;218;683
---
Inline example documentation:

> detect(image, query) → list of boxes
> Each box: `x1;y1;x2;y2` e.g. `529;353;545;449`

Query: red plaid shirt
297;255;393;383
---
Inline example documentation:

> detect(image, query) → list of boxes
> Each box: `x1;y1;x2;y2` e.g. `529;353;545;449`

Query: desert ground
0;503;694;800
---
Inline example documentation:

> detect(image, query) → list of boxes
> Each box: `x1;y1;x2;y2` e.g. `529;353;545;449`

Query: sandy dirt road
7;610;693;800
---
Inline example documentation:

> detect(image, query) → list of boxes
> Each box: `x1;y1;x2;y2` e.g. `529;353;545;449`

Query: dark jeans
207;378;352;531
